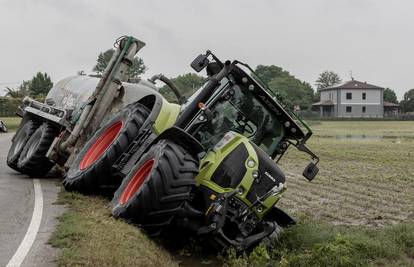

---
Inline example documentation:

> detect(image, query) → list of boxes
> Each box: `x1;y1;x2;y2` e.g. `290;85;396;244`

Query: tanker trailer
6;36;181;176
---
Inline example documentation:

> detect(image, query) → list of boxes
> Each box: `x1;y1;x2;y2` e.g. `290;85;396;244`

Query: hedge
0;97;22;117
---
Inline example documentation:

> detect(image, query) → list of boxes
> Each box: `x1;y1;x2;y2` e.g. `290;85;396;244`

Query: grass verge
49;189;179;267
0;116;21;132
224;221;414;267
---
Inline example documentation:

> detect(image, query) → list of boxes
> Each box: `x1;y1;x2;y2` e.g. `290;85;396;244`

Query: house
313;79;389;118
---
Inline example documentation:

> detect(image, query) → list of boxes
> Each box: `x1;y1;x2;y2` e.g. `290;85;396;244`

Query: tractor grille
246;142;285;203
211;143;248;188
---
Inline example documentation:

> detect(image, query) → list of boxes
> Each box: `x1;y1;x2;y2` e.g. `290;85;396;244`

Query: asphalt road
0;133;64;267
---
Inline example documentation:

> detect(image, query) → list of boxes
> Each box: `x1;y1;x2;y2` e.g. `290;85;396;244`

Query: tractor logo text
265;171;276;182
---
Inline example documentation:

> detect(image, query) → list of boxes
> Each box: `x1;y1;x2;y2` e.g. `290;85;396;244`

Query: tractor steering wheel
235;115;254;136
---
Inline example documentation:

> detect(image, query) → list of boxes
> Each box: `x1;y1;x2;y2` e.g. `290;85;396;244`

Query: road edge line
6;179;43;267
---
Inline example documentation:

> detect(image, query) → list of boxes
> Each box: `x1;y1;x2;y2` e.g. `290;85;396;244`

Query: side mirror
191;54;210;72
303;162;319;181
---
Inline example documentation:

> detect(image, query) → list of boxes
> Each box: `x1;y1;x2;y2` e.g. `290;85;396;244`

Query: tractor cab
152;52;321;249
184;51;319;180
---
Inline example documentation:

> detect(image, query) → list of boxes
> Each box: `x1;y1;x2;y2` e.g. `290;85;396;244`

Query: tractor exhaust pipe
149;74;186;105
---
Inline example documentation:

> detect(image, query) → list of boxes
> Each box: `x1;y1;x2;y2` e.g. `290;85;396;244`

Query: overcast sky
0;0;413;100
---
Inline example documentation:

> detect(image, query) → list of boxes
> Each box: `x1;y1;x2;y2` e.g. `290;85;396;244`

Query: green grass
223;222;414;267
50;121;414;266
0;117;21;132
311;121;414;137
49;190;179;267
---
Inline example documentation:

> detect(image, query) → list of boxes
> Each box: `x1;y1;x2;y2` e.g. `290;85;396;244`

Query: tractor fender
264;206;296;228
153;126;204;159
131;93;182;135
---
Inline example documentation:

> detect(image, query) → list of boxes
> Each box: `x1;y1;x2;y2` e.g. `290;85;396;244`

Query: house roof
383;101;399;107
320;80;384;91
312;100;334;106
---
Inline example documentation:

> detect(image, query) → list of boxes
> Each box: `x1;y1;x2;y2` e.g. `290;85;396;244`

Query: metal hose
149;74;186;104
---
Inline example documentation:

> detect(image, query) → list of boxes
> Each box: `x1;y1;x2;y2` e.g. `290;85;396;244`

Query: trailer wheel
7;120;38;172
63;103;150;193
112;139;199;234
17;122;59;177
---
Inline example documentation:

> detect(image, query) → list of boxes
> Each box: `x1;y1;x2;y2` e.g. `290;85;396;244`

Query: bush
0;97;21;116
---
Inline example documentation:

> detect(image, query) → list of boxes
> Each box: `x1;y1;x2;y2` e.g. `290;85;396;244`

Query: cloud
0;0;413;99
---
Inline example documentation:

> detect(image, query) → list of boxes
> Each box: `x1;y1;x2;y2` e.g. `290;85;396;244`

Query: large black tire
17;121;59;177
7;120;38;172
63;103;150;193
112;139;199;234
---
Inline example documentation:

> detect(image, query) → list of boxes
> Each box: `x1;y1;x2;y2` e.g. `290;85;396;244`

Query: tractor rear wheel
111;139;199;234
7;119;38;172
17;121;59;177
63;103;150;193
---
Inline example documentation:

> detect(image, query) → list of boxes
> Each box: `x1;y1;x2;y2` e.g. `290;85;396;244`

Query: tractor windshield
191;81;285;155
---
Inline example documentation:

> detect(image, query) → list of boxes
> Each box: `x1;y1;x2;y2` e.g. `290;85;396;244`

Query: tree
255;65;315;109
5;87;24;98
315;71;342;90
255;65;288;84
7;73;52;98
159;73;205;102
18;80;31;97
383;88;398;104
29;72;53;96
268;77;314;109
5;80;31;98
93;49;146;80
400;89;414;113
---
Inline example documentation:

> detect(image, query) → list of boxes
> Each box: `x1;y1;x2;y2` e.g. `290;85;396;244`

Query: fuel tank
45;75;160;114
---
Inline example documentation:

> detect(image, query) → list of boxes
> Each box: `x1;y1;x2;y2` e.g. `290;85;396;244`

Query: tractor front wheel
111;139;199;234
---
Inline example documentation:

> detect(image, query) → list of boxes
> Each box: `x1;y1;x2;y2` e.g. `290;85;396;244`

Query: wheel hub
119;159;154;204
79;121;123;170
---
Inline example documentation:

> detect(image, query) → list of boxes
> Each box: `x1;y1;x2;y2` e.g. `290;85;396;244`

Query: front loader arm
61;36;145;168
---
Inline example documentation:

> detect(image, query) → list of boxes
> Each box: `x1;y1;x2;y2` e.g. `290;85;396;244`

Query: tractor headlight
247;159;255;168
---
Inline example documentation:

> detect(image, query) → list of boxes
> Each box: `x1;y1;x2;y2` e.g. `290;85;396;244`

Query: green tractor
63;49;319;250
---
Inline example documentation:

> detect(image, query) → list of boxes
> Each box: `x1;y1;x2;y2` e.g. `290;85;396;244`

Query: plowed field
278;121;414;226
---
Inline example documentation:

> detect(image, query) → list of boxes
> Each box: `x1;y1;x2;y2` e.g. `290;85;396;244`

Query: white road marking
6;179;43;267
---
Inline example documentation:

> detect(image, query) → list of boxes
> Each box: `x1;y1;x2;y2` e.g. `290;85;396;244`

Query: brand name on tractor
265;171;276;182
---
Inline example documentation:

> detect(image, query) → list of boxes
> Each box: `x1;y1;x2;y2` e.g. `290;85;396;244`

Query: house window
362;106;366;113
346;106;352;113
346;93;352;100
362;92;366;100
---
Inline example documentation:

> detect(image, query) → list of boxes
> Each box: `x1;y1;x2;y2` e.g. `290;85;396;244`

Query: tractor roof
231;62;310;142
